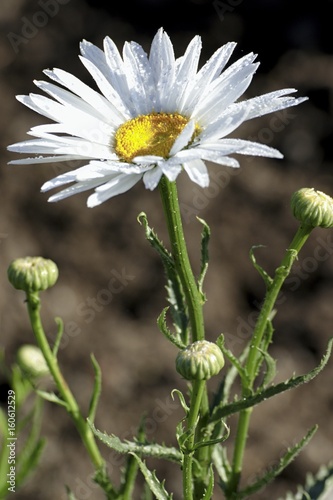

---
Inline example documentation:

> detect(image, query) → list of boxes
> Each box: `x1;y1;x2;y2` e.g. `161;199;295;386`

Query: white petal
199;106;250;142
158;159;182;181
230;89;308;121
122;41;156;115
47;179;105;202
161;36;201;112
169;120;195;155
193;60;259;124
42;68;127;123
183;159;209;187
87;174;141;207
166;35;202;111
149;28;175;111
133;155;162;165
9;155;84;165
17;94;114;144
194;149;241;166
89;159;151;174
8;136;117;159
143;166;163;190
79;55;132;118
180;41;237;115
103;36;131;98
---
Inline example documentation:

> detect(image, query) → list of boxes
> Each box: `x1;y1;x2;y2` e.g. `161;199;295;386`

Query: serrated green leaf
157;308;186;349
138;212;188;340
237;426;318;498
197;217;210;301
130;453;173;500
210;337;333;423
279;460;333;500
212;445;231;484
88;421;182;463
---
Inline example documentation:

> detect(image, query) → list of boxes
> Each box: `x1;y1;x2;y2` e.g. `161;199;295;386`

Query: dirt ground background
1;0;333;499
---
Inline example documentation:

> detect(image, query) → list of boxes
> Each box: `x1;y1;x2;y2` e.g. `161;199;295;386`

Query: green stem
158;176;205;343
183;380;206;500
25;293;111;482
226;224;313;496
158;176;210;497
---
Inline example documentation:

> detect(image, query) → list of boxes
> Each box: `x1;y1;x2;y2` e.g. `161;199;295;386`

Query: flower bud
16;344;49;378
176;340;225;380
291;188;333;229
7;256;59;293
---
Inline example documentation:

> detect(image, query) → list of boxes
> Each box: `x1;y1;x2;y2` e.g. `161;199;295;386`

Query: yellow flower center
114;112;199;162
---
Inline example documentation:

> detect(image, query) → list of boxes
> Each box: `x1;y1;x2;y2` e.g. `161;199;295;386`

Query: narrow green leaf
35;390;67;408
250;245;273;288
52;317;64;357
171;389;190;415
130;453;173;500
193;422;230;451
119;417;146;499
197;217;211;301
238;426;318;498
16;438;46;488
257;347;277;389
88;421;182;463
88;354;102;423
202;465;214;500
216;334;249;386
210;337;333;423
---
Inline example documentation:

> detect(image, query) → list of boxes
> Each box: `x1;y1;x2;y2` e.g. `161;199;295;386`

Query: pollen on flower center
114;112;195;163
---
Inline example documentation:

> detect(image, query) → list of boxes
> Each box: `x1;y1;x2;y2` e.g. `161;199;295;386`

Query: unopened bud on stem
291;188;333;229
8;256;59;293
176;340;225;380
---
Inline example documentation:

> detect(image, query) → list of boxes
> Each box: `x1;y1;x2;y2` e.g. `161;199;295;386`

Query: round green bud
16;344;49;378
7;256;59;293
291;188;333;229
176;340;225;381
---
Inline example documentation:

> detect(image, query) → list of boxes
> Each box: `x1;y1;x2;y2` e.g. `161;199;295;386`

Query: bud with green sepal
176;340;225;381
291;188;333;229
7;256;58;293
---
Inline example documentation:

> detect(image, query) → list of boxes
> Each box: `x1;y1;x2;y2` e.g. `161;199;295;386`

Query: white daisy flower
8;28;307;207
